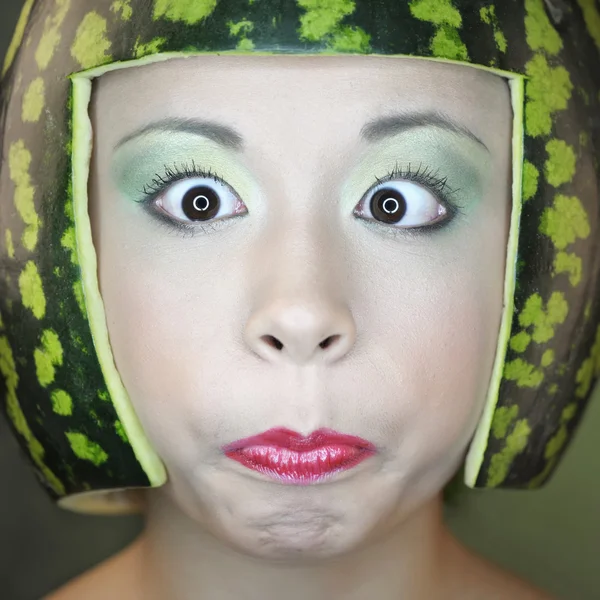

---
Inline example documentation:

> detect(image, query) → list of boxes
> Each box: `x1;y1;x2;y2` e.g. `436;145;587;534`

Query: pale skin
48;56;552;599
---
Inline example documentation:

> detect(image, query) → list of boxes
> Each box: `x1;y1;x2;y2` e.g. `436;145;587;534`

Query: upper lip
222;427;377;453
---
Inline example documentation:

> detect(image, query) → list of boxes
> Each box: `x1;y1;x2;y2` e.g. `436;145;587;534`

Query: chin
223;524;365;563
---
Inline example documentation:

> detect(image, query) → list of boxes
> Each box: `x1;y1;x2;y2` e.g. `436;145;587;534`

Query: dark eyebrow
360;112;489;153
115;117;244;151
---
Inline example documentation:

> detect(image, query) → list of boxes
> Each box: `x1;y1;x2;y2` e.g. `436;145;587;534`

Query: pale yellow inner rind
70;76;167;497
1;0;35;77
465;76;524;487
70;52;524;509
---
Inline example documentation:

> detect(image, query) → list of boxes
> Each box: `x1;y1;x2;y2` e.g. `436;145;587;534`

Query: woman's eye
155;177;247;224
354;181;447;228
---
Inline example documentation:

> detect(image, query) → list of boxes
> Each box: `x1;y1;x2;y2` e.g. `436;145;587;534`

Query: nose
244;288;356;365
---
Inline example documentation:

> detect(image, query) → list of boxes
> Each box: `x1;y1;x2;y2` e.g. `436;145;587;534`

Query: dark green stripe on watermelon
0;1;152;498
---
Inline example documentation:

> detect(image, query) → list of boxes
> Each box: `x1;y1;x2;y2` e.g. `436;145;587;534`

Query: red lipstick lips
222;428;376;484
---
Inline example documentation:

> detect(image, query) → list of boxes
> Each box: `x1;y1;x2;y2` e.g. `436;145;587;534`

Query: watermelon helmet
0;0;599;514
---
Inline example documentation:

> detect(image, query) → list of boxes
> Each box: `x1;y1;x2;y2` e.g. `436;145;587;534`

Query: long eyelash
374;162;463;210
140;160;222;201
140;161;462;238
137;161;240;238
366;162;465;236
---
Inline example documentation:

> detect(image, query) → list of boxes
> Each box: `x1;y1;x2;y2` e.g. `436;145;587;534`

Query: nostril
261;334;341;352
319;335;340;350
261;335;284;350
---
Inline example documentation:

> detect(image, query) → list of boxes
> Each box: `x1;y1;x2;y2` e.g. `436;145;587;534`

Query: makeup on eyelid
112;125;489;234
344;127;490;217
112;131;255;205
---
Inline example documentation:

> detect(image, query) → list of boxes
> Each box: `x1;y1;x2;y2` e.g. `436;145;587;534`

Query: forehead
91;56;512;155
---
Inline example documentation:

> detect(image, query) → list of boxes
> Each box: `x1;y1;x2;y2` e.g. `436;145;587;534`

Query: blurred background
0;1;599;598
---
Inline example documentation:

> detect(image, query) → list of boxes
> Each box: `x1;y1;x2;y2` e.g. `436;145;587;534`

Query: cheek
415;272;501;445
97;242;232;430
360;226;507;463
97;236;267;474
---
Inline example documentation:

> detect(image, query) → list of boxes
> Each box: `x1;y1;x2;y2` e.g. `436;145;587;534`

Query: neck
132;490;456;600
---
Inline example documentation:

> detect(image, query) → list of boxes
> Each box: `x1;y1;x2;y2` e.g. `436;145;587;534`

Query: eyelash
139;161;240;237
362;162;464;237
138;161;463;238
142;160;221;198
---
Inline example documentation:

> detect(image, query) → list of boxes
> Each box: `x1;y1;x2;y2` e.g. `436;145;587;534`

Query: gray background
0;2;599;599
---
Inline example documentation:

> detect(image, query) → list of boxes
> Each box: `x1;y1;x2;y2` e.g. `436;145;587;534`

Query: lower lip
225;445;374;484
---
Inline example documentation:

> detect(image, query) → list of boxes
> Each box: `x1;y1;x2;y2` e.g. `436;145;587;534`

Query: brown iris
182;185;220;221
370;187;407;224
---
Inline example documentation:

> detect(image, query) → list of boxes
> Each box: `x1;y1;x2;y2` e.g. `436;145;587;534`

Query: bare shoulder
465;555;556;600
43;537;144;600
444;535;556;600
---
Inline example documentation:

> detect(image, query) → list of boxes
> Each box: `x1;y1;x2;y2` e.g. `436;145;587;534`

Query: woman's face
90;56;512;559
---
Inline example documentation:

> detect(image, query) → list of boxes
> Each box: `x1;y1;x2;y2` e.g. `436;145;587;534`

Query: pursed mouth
222;427;377;453
225;444;375;484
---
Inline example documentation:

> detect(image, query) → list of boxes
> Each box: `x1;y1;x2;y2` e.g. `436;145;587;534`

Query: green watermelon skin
0;0;598;508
